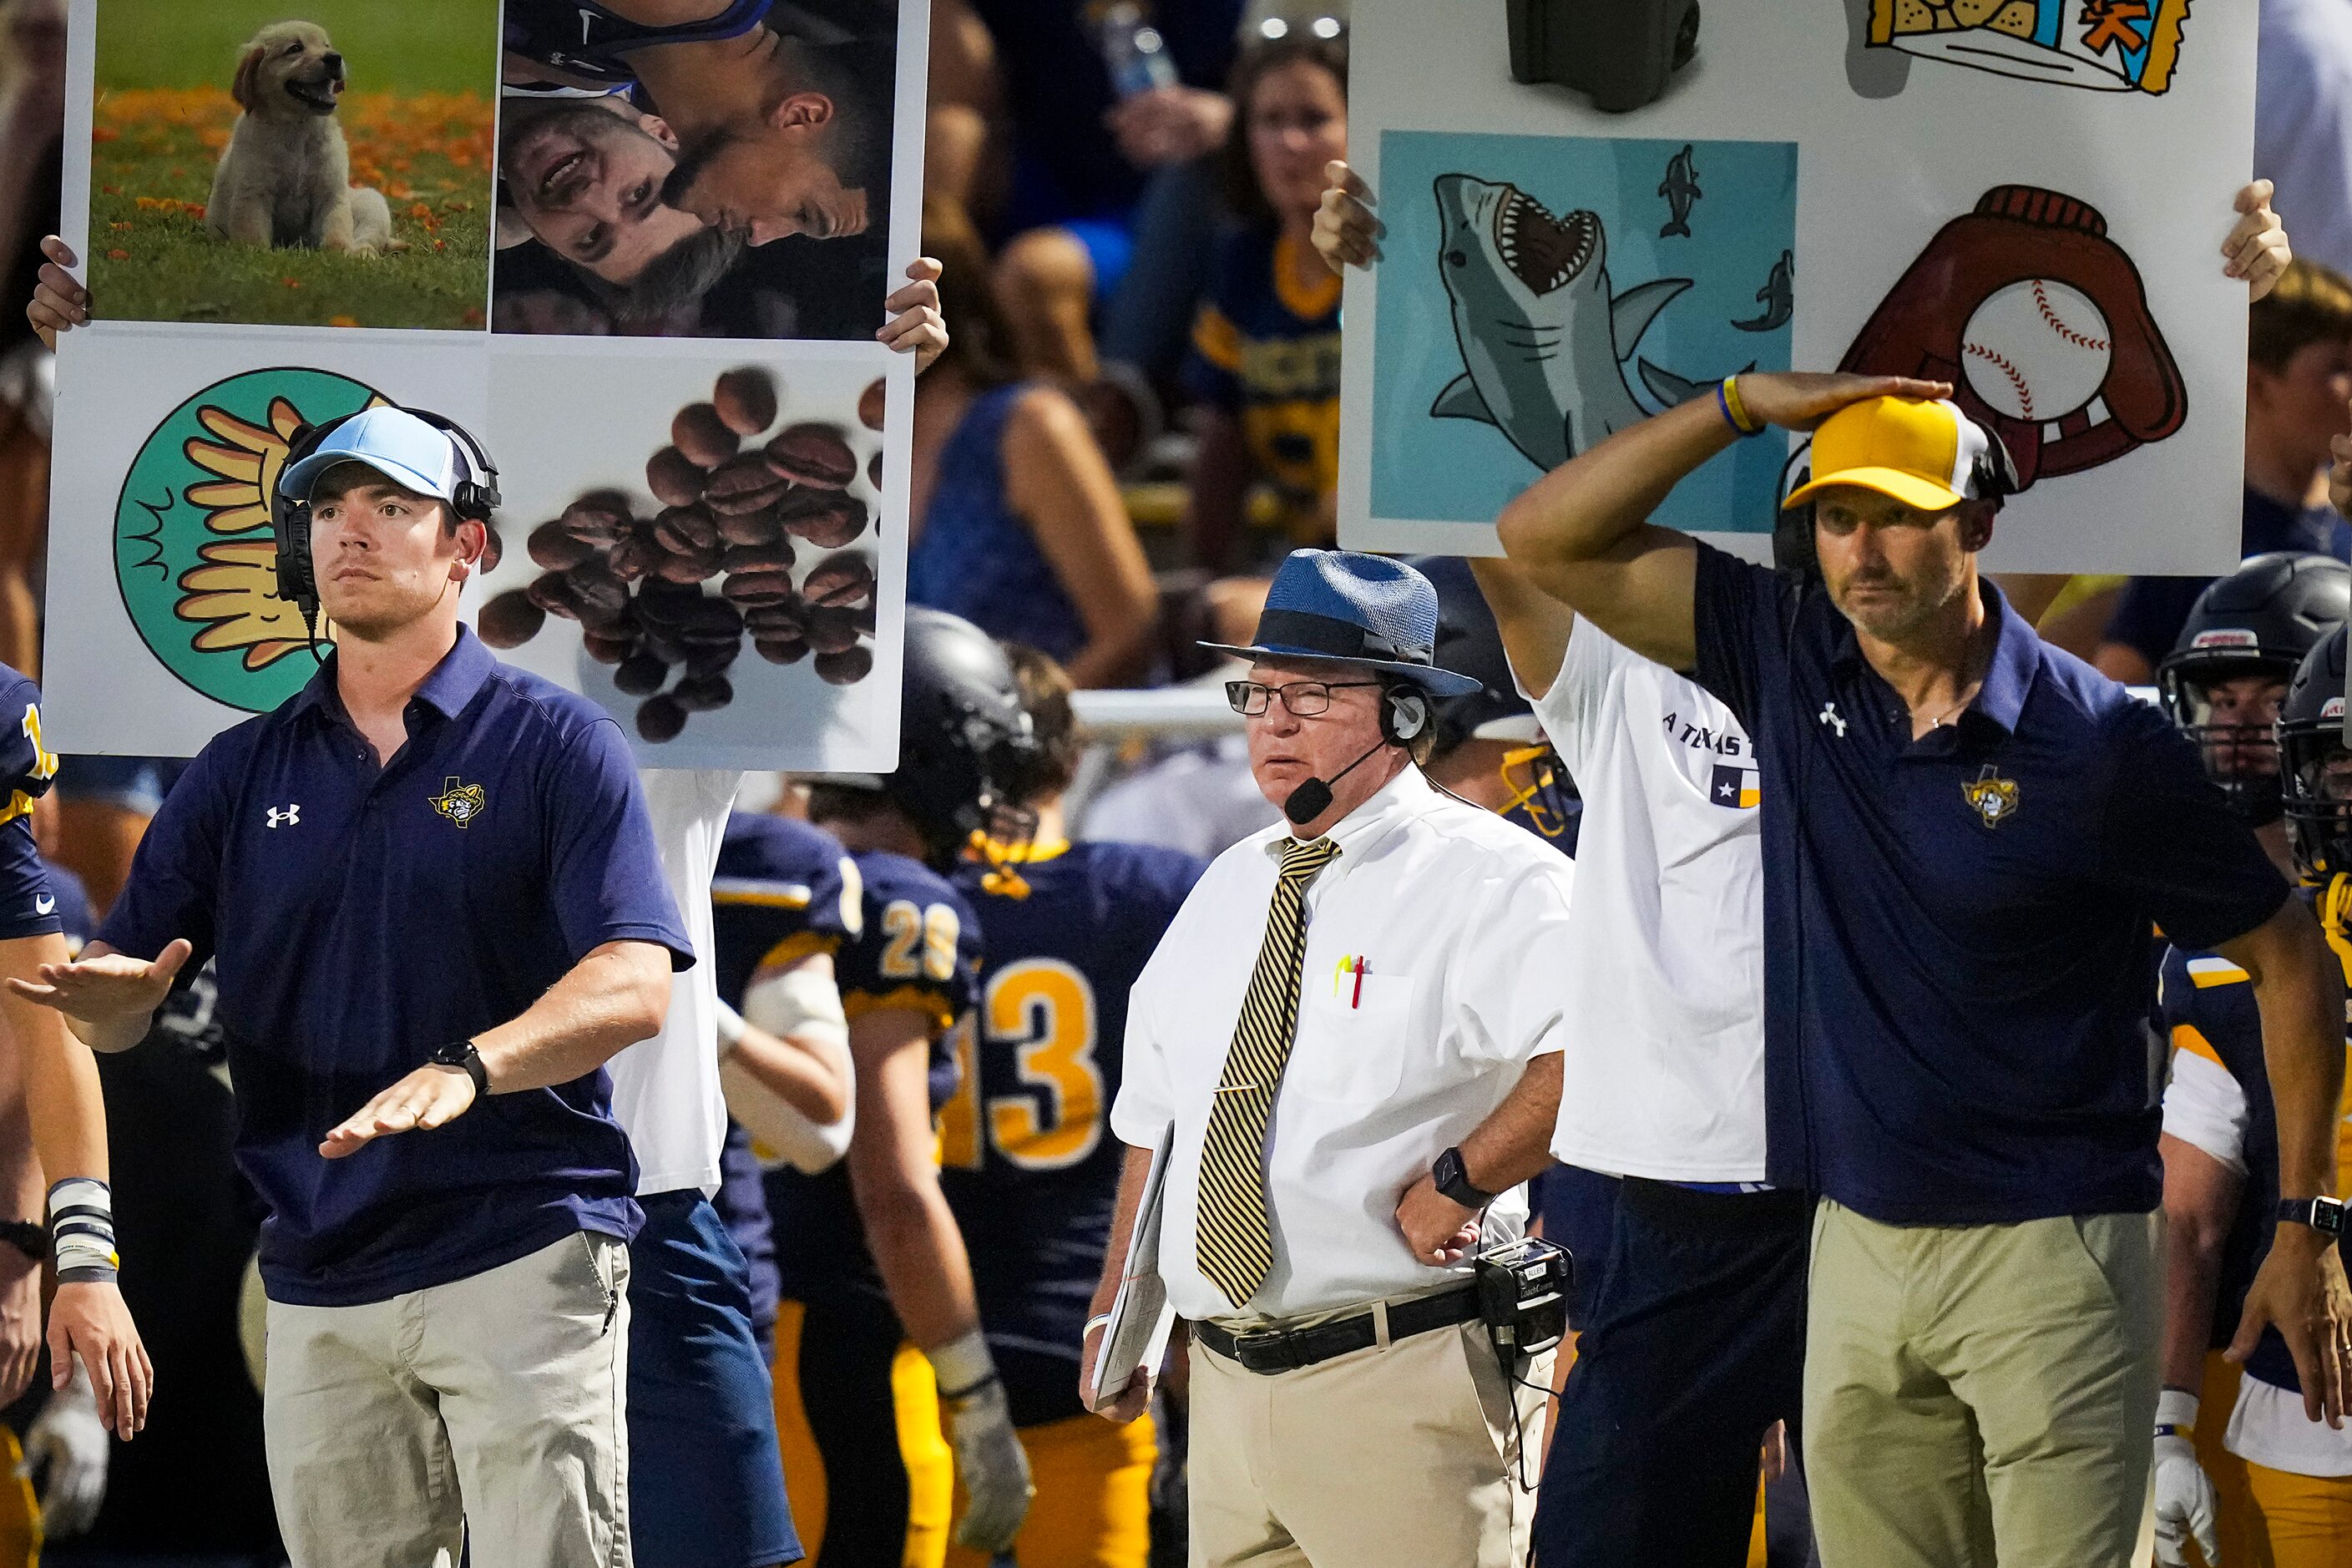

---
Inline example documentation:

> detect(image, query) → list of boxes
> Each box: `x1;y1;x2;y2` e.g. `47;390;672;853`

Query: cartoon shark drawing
1431;173;1709;473
1659;144;1700;238
1734;250;1794;333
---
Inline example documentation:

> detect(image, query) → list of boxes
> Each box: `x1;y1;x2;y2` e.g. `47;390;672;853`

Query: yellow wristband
1721;375;1763;436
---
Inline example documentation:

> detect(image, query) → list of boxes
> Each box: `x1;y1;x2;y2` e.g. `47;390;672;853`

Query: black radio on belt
1505;0;1700;114
1473;1237;1571;1358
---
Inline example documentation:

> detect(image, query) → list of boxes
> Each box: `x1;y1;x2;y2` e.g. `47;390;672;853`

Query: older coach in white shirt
1080;551;1575;1568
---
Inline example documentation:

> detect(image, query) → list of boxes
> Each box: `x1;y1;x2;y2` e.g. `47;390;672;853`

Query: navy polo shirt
1689;543;2289;1226
99;627;693;1307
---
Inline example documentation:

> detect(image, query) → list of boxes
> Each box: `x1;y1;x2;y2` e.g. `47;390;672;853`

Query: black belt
1192;1286;1480;1376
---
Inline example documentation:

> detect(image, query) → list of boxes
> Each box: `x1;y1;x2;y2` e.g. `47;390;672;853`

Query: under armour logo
266;805;301;828
1817;703;1847;737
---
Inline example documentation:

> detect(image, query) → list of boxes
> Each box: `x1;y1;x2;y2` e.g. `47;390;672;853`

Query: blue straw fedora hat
1201;549;1482;696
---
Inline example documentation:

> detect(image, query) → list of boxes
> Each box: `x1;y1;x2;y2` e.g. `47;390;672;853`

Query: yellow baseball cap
1782;397;2003;513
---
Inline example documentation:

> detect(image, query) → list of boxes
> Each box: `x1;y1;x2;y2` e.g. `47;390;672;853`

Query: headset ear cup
1388;688;1428;744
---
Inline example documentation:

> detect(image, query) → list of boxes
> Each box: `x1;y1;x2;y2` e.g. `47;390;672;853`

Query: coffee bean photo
671;402;737;468
763;423;857;489
722;540;795;575
704;453;790;516
716;508;783;548
477;589;545;650
523;520;588;572
715;367;778;435
582;631;637;665
614;651;669;697
804;605;859;655
754;636;810;665
526;572;582;620
814;645;873;685
645;447;708;509
674;674;734;713
802;554;875;610
635;694;688;743
487;351;897;765
776;491;867;549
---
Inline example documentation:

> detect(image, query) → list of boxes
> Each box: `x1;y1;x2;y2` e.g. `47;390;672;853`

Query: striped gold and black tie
1195;834;1342;1309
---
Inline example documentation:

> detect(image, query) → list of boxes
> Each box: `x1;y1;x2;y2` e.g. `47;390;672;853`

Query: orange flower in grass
177;541;321;670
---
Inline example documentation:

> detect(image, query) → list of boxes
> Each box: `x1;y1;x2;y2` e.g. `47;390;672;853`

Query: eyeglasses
1226;679;1382;717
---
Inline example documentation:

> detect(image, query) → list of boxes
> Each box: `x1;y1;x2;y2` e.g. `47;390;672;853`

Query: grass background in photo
87;0;498;329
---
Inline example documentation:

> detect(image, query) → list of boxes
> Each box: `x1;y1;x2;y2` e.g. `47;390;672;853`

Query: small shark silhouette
1733;250;1794;333
1431;174;1711;473
1659;144;1700;238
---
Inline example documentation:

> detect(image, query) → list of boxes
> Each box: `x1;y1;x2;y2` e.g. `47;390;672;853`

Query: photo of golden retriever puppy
207;20;390;254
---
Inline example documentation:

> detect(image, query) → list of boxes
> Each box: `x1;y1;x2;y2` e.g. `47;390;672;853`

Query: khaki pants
1188;1311;1548;1568
1804;1201;2162;1568
263;1231;632;1568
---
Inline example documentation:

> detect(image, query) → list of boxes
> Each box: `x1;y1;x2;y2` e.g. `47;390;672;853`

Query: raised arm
1494;372;1949;672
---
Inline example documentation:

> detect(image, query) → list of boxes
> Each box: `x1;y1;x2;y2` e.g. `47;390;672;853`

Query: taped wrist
744;964;849;1055
2155;1386;2198;1438
48;1177;118;1284
929;1327;1000;1402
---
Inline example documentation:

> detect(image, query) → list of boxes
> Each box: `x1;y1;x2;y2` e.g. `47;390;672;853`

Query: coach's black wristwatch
430;1038;490;1096
0;1219;46;1261
1433;1146;1496;1210
2276;1196;2348;1237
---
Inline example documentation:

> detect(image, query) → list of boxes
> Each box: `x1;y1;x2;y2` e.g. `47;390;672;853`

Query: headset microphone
1282;738;1387;827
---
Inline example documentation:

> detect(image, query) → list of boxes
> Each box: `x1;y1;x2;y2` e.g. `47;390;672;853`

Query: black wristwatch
0;1219;46;1261
1432;1146;1497;1210
2276;1195;2348;1237
430;1038;489;1096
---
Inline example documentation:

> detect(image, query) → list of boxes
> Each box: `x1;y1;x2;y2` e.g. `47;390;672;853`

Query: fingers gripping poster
1340;0;2255;573
45;0;930;765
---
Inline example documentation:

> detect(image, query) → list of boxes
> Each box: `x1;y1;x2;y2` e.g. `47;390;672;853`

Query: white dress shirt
1110;766;1575;1324
606;768;741;1196
1526;620;1768;1182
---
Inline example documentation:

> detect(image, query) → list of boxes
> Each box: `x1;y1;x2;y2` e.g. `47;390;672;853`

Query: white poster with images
1338;0;2254;572
43;0;928;766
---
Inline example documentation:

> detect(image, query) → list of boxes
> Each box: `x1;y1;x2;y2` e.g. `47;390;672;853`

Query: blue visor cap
277;407;467;504
1201;549;1483;696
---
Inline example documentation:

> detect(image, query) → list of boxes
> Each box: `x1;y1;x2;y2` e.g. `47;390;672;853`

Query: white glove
18;1363;109;1539
932;1329;1034;1554
2152;1388;2220;1568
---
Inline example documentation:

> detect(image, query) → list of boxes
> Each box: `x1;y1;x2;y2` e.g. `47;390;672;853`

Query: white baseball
1960;279;2112;423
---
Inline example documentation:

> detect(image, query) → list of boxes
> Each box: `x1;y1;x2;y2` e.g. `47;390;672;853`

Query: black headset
271;407;502;623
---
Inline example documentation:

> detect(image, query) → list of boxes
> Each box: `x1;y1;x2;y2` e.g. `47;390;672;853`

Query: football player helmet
2158;552;2349;824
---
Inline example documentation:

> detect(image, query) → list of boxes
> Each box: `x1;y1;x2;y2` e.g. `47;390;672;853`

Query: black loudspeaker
270;407;501;620
1506;0;1700;114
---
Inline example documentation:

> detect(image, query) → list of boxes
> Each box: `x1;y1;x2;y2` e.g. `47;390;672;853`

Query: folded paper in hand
1089;1124;1176;1408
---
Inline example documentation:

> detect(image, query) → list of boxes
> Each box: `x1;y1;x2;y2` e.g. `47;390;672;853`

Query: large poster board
1339;0;2255;571
45;0;927;766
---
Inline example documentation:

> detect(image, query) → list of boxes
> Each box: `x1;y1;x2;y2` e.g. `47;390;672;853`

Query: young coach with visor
9;406;692;1567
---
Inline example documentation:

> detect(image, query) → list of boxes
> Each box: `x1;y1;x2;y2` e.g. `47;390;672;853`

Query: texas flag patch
1709;764;1760;810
